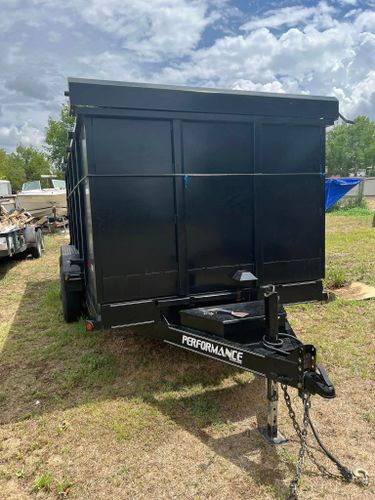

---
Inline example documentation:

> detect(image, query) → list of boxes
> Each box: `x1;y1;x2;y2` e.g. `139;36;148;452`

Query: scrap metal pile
0;206;35;233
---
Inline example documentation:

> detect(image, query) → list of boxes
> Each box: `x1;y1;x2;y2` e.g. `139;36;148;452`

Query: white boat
0;180;17;212
17;177;67;218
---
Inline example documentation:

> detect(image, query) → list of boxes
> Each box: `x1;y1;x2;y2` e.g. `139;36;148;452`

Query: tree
12;145;50;180
45;104;75;175
326;116;375;176
0;146;50;192
0;148;25;192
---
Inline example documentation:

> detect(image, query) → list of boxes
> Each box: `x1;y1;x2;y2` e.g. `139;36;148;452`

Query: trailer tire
30;230;44;259
60;270;82;322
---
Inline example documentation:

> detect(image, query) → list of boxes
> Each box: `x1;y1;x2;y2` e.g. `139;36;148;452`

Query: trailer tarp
325;178;362;211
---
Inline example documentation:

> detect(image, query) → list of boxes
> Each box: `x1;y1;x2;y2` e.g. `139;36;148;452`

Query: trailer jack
255;287;334;445
259;378;288;445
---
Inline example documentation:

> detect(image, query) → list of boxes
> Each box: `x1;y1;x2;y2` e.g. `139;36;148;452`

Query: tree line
326;116;375;177
0;105;74;192
0;105;374;192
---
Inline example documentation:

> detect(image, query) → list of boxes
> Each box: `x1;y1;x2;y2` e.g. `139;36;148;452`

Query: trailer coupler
304;364;335;399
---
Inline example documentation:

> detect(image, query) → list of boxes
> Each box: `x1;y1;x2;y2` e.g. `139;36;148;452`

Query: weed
210;420;235;433
325;267;347;288
56;421;70;435
56;478;74;496
187;396;219;426
363;411;374;424
15;451;25;462
279;446;295;465
33;472;52;491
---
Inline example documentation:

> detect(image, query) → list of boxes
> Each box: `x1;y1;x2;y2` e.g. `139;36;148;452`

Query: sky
0;0;375;151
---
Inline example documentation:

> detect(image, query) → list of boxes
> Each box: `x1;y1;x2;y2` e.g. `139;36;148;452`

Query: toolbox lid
180;300;286;340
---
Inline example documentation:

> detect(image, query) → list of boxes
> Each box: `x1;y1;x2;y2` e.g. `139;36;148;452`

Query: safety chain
287;390;310;499
281;384;369;499
282;385;340;482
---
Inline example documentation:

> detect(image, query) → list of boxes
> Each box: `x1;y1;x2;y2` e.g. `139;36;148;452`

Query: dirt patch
332;281;375;300
365;197;375;210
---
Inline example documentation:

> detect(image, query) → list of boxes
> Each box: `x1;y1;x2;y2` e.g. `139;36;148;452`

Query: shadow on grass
0;279;290;495
0;252;28;280
149;378;293;494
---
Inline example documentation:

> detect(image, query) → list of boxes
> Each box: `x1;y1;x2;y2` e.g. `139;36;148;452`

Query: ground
0;211;374;499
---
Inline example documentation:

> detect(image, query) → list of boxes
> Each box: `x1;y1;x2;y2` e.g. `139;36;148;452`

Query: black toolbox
180;300;287;342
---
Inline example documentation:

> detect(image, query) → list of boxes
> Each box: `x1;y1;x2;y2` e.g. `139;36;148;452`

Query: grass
324;211;375;287
328;206;373;217
325;266;347;288
0;213;374;499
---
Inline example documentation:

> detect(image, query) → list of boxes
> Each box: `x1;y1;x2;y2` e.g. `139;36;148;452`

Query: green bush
328;196;368;212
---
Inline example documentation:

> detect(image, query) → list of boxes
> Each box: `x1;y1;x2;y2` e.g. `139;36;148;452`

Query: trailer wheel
30;230;44;259
60;269;82;322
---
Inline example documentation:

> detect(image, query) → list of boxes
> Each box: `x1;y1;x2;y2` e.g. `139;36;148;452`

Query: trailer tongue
160;285;335;440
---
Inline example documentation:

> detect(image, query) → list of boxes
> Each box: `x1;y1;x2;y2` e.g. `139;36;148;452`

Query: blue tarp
325;178;362;211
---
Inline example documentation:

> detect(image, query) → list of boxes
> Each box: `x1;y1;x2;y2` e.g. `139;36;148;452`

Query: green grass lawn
0;214;374;499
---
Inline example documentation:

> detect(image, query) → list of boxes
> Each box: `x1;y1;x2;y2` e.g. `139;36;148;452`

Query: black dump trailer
61;78;340;444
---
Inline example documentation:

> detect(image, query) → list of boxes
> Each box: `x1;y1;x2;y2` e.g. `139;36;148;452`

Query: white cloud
241;5;318;31
76;52;145;82
158;23;356;90
232;79;287;93
337;0;357;5
354;10;375;31
76;0;213;61
333;70;375;116
0;123;44;149
0;0;375;151
241;2;336;31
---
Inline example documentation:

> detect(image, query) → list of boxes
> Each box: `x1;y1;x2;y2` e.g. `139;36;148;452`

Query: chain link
281;384;369;498
281;384;341;484
282;384;310;499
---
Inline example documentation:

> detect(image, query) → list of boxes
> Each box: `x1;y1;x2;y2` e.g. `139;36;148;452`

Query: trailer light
85;321;94;332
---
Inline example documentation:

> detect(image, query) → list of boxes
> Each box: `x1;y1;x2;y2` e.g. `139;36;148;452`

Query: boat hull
16;190;67;218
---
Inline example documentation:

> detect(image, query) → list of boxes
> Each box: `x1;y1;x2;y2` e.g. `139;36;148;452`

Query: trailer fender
24;225;37;245
60;245;83;322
